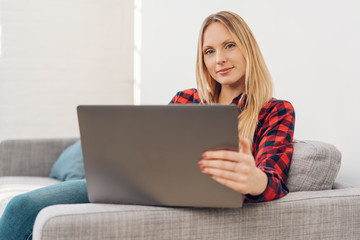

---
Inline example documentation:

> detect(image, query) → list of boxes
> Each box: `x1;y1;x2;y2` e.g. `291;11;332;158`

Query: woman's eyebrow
203;39;233;50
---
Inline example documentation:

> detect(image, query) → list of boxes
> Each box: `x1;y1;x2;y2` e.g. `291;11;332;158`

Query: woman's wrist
248;168;268;196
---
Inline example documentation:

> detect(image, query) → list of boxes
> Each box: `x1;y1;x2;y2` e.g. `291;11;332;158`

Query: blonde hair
196;11;273;144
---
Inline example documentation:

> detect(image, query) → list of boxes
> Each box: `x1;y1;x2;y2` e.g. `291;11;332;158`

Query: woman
171;11;294;202
0;11;295;239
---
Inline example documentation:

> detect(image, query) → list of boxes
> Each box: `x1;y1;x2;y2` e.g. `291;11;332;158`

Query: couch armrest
0;138;79;177
33;187;360;240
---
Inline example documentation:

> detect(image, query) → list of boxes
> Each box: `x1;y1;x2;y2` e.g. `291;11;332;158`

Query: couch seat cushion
0;176;60;216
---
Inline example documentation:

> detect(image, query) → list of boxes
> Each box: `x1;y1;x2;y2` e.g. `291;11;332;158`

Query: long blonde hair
196;11;273;144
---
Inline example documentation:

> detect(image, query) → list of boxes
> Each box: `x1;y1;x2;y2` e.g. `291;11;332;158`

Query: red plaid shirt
169;88;295;202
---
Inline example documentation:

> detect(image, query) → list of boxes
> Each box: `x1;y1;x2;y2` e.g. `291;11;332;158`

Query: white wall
0;0;134;138
141;0;360;186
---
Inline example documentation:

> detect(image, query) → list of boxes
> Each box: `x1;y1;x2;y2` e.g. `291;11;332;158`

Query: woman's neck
218;84;244;104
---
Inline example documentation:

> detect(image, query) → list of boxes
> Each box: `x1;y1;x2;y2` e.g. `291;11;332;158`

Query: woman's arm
200;100;295;202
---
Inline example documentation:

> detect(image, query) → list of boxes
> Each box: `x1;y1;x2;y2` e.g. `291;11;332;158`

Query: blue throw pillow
49;140;85;181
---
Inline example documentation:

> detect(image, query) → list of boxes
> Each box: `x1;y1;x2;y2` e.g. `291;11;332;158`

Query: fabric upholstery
33;187;360;240
286;139;341;192
0;138;78;177
1;138;358;240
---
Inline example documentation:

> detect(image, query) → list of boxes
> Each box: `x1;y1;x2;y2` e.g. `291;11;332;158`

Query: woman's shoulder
169;88;201;104
256;98;295;136
259;98;295;119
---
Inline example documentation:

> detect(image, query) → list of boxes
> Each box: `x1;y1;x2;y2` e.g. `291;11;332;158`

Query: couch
0;138;359;240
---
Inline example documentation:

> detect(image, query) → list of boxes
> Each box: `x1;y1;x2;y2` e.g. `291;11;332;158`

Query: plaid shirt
169;88;295;202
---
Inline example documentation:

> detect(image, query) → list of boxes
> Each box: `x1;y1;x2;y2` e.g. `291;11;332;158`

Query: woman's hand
198;137;268;196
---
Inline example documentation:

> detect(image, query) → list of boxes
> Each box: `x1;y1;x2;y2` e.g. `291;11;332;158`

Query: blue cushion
49;140;85;181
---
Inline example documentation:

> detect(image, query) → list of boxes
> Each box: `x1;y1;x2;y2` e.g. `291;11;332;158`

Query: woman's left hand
198;136;268;196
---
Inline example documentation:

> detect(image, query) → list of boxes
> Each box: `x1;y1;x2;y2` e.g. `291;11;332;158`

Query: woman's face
202;22;246;89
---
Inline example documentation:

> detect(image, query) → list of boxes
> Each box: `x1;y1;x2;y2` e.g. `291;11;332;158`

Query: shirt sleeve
169;89;200;104
169;92;180;104
245;100;295;202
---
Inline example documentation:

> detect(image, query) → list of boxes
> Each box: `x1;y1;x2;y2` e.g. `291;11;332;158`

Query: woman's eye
205;49;214;55
226;43;235;49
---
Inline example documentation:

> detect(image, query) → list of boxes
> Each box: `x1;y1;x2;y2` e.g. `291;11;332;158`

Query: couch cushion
49;140;85;181
33;188;360;240
0;176;60;216
286;140;341;192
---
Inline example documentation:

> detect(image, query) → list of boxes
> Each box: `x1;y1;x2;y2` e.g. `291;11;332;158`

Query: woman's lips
216;67;234;74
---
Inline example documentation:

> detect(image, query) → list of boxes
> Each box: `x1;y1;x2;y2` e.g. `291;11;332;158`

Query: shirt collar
231;93;247;112
231;93;243;105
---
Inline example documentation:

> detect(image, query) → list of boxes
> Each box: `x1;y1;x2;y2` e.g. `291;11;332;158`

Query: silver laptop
77;105;244;208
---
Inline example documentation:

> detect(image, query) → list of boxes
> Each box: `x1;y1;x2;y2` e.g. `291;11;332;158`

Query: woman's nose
216;51;227;64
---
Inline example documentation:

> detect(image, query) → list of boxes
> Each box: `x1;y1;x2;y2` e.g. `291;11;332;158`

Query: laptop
77;105;244;208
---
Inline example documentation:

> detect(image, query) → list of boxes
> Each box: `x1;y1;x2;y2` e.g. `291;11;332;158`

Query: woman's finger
202;150;241;162
201;167;241;182
200;151;253;174
201;160;251;176
211;176;248;194
199;159;239;171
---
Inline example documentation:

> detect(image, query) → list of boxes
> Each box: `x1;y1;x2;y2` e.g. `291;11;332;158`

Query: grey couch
0;138;359;240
